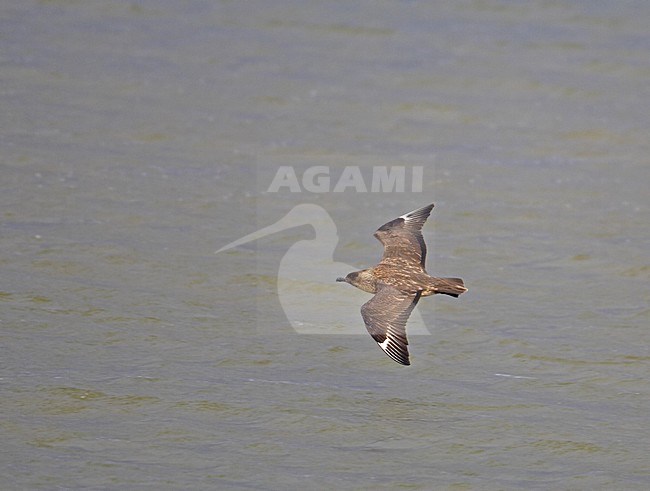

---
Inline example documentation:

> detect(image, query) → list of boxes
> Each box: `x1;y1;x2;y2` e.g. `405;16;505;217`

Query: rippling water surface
2;1;649;489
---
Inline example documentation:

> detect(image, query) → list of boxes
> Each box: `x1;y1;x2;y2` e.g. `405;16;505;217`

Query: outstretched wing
373;203;434;268
360;284;422;366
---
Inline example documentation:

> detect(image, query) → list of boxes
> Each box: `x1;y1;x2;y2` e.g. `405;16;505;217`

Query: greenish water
2;1;649;489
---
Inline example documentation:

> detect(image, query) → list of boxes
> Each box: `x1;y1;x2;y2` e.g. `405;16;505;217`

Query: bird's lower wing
360;285;422;366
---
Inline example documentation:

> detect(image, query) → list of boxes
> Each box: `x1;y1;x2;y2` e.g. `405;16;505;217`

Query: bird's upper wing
373;203;434;268
361;284;422;366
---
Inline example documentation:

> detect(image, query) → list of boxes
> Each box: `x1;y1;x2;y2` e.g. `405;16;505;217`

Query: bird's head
336;271;358;284
336;270;377;294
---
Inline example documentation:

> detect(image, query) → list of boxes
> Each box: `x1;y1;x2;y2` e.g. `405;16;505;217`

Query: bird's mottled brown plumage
336;203;467;365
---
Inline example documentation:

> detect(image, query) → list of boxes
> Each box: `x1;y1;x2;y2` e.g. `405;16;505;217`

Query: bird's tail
433;277;467;297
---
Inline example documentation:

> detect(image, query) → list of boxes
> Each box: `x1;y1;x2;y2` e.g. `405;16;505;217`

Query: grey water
1;1;649;489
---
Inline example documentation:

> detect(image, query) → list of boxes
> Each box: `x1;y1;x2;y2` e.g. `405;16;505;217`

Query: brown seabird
336;203;467;365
